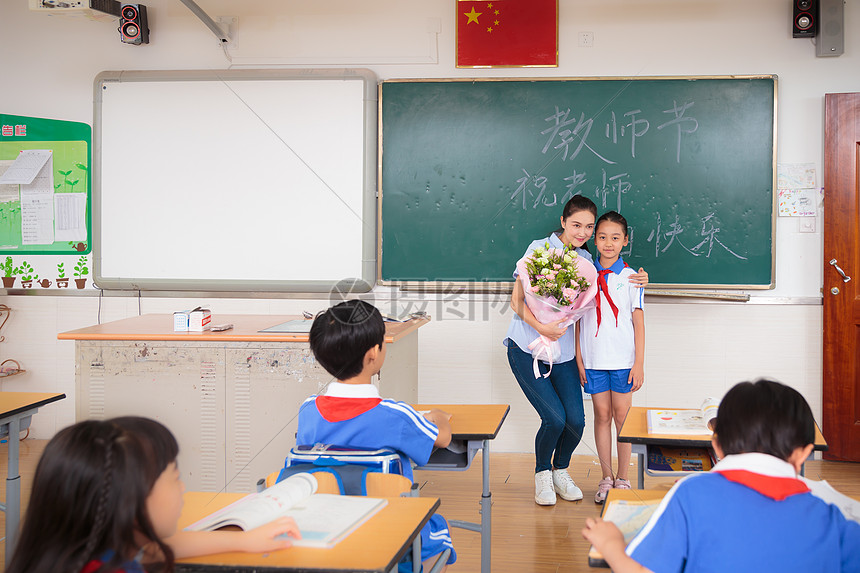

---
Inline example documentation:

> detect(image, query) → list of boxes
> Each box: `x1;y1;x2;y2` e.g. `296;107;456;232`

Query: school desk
58;314;429;492
175;491;440;573
0;391;65;566
412;403;510;573
618;406;828;488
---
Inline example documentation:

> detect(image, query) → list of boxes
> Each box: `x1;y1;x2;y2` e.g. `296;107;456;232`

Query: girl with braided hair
8;416;300;573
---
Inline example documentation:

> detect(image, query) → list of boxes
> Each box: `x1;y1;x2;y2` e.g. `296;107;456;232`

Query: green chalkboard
380;77;775;287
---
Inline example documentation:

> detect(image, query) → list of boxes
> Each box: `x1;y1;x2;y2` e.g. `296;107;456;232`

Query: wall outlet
799;217;816;233
579;31;594;47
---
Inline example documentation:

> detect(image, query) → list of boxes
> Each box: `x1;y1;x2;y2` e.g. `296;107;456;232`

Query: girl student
575;210;645;503
8;416;300;573
504;196;648;506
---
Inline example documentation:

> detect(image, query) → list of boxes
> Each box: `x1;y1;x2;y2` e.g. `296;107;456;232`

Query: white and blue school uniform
577;256;643;371
503;232;593;363
627;453;860;572
297;382;456;567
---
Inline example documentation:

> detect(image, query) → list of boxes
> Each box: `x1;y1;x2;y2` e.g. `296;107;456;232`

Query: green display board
380;77;775;287
0;114;91;255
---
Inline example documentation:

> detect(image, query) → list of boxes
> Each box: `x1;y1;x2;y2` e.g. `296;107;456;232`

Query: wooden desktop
618;406;828;488
175;491;439;573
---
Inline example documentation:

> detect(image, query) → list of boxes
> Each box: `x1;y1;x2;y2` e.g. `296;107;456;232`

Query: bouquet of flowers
516;242;598;378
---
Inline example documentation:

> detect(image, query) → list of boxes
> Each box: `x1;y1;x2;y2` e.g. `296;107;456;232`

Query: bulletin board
0;114;91;255
94;69;377;293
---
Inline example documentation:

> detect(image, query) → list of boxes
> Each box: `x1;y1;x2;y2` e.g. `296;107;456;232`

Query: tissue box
188;308;212;332
173;308;211;332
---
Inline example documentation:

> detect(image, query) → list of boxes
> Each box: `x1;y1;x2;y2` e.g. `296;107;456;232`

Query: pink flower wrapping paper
516;251;598;378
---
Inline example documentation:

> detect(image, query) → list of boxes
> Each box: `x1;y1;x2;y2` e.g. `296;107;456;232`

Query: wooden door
822;92;860;462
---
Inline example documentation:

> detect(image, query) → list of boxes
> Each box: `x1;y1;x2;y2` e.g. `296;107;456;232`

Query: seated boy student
582;378;860;573
297;299;456;572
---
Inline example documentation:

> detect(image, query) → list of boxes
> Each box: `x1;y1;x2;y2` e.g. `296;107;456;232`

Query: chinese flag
457;0;558;68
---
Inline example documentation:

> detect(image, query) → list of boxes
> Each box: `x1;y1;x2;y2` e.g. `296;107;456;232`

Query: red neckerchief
315;396;382;422
714;469;810;501
594;261;629;335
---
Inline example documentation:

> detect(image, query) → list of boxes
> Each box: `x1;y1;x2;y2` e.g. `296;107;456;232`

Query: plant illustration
74;256;89;278
68;179;79;193
2;256;14;278
17;261;36;282
58;169;72;191
57;262;66;279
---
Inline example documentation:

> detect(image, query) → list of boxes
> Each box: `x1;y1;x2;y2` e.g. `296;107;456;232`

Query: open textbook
647;397;719;436
186;473;387;548
588;498;662;567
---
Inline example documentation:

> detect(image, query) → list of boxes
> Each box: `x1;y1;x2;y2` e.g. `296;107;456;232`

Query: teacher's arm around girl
7;416;300;573
575;211;645;504
504;196;647;506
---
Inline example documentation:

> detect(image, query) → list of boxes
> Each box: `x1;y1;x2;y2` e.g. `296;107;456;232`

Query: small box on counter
174;310;190;332
174;307;212;332
188;308;212;331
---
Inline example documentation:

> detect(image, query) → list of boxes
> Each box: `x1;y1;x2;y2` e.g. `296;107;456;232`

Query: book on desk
587;497;662;568
646;398;718;436
647;444;716;473
186;473;387;548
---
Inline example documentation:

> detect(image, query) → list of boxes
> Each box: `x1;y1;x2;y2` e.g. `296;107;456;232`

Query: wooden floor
1;440;859;571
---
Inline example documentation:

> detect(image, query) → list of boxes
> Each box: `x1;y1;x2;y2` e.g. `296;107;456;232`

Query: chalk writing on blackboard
656;101;699;163
542;100;698;167
647;212;747;260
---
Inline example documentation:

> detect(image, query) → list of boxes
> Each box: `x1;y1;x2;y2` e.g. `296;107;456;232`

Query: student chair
261;444;450;573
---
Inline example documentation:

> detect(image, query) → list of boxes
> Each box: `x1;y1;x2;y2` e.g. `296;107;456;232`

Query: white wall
0;0;854;458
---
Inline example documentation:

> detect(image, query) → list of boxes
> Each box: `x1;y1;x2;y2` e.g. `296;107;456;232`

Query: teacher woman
503;196;648;505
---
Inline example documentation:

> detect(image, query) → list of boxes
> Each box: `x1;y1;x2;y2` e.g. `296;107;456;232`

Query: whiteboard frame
93;68;378;293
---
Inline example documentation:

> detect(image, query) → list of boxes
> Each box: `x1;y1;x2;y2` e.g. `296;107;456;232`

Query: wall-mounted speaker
816;0;844;57
120;3;149;45
792;0;817;38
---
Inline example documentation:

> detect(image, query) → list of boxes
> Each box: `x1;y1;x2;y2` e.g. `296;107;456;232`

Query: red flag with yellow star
457;0;557;67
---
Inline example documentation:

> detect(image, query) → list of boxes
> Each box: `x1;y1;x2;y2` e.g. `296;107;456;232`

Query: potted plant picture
73;255;88;289
18;261;36;288
2;256;15;288
57;262;68;288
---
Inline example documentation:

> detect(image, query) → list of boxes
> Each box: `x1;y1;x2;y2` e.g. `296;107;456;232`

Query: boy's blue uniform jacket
627;453;860;572
297;382;456;567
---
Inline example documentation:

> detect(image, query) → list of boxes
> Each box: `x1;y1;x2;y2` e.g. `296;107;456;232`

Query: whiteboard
94;69;377;292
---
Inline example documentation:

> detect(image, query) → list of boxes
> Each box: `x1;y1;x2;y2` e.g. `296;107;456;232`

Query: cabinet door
225;344;325;493
76;341;227;492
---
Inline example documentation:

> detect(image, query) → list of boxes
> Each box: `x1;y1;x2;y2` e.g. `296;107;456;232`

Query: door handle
829;259;851;283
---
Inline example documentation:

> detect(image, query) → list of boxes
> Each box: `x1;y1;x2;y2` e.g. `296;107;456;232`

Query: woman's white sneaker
535;470;557;505
552;469;582;501
552;468;583;501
